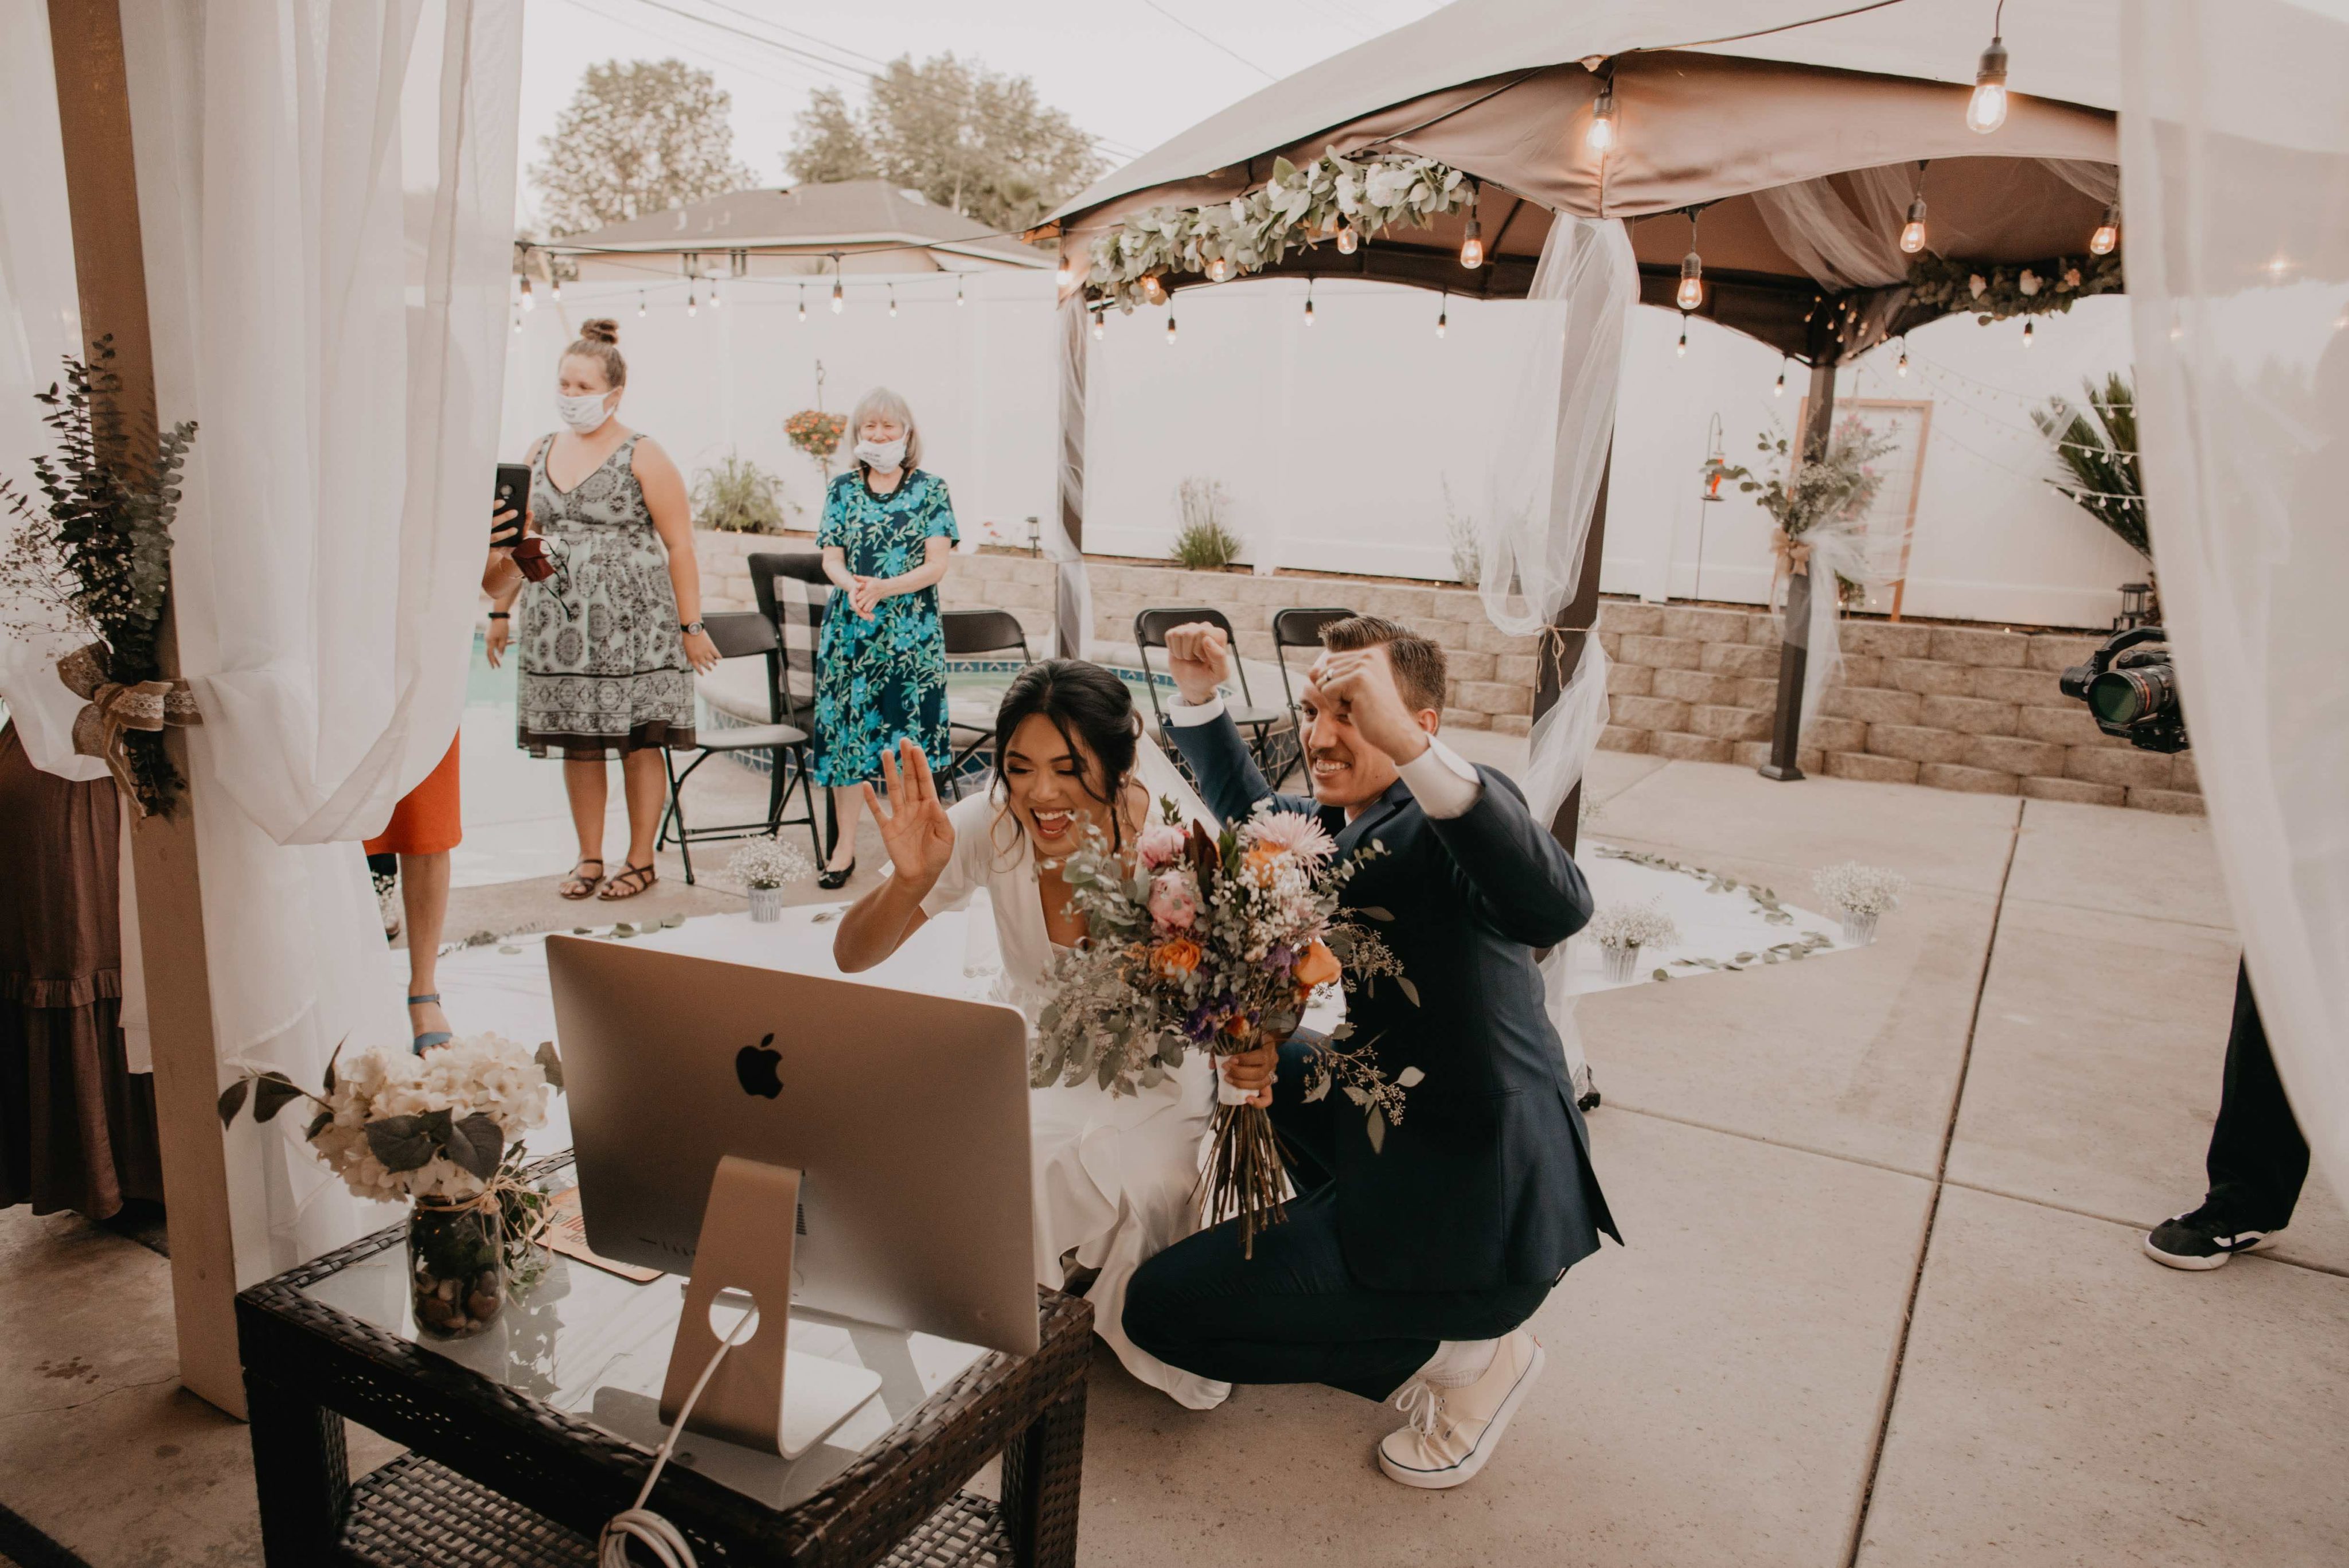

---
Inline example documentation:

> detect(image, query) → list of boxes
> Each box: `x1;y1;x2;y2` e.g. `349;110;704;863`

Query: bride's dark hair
989;659;1142;854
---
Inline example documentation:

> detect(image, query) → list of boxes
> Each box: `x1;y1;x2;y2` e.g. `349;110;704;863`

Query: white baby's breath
727;835;813;890
1812;861;1909;918
1587;900;1680;953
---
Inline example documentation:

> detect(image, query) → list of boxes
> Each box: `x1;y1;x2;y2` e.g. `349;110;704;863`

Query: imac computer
545;935;1037;1454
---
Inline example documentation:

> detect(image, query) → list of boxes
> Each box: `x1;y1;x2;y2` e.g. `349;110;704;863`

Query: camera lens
2089;665;2175;726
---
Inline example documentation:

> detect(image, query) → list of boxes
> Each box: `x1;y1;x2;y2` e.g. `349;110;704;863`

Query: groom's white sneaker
1376;1328;1546;1489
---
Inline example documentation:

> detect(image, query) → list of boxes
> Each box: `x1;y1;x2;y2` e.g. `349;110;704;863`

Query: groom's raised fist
1164;621;1232;705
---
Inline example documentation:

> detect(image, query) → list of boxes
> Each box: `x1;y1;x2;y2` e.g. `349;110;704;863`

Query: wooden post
1052;295;1087;659
1758;362;1838;782
1532;446;1612;856
49;0;245;1417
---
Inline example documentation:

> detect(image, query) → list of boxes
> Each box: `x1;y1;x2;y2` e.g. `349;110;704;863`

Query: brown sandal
598;862;658;900
558;858;605;900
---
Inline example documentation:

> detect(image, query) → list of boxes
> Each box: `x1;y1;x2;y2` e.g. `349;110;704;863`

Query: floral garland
1083;152;1476;313
1906;249;2122;323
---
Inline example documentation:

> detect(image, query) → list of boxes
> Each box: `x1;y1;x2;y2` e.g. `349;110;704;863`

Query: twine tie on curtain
56;643;201;813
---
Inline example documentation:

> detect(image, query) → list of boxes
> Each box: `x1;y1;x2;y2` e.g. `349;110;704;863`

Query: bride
830;660;1228;1409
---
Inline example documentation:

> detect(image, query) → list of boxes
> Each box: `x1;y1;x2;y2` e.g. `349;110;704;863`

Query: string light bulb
1968;25;2009;134
1435;291;1447;338
551;275;563;304
687;291;698;317
797;285;807;322
1336;220;1357;255
1091;308;1105;341
1774;367;1786;396
1055;252;1073;289
1587;81;1617;153
1303;280;1315;326
888;284;897;319
2089;204;2120;256
511;305;522;334
1166;311;1178;345
1897;341;1910;376
1676;209;1704;311
708;277;720;309
2022;318;2035;348
1901;194;1929;254
1142;273;1167;305
956;275;966;307
831;276;844;314
1459;214;1484;271
1676;317;1689;357
1207;256;1232;283
520;275;535;312
637;292;646;318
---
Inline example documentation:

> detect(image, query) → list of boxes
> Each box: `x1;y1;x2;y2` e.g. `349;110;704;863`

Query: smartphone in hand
493;463;532;545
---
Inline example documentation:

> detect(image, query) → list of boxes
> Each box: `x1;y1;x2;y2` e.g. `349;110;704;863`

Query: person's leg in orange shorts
365;738;463;1051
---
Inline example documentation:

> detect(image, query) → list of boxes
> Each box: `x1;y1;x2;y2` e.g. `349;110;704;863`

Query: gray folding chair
656;610;823;884
1132;607;1294;779
941;609;1035;795
1269;606;1357;785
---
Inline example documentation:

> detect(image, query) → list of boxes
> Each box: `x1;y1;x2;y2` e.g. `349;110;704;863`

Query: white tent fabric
2121;0;2349;1207
111;0;524;1278
1055;0;2122;226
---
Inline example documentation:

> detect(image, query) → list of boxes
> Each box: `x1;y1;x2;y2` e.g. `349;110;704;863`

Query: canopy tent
1037;0;2125;791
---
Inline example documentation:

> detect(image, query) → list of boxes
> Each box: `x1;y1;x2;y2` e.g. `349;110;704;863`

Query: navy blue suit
1122;712;1617;1402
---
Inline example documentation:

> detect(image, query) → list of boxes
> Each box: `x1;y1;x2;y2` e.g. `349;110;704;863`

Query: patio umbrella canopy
1047;0;2123;363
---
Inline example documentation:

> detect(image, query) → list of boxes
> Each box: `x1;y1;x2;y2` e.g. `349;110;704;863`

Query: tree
786;54;1107;233
530;60;760;236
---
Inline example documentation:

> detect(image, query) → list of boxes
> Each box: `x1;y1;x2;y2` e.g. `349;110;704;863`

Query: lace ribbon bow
55;642;201;813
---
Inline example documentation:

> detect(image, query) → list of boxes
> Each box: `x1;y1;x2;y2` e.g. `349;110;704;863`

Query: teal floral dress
811;468;959;786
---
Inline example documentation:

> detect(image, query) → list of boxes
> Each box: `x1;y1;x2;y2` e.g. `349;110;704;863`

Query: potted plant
728;835;813;921
1812;861;1909;945
692;452;796;535
1587;900;1680;984
219;1035;563;1337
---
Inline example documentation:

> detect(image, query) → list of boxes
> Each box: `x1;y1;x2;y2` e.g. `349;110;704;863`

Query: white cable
599;1305;759;1568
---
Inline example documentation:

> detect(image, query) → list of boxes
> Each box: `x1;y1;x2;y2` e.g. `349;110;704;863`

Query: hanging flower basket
785;409;847;478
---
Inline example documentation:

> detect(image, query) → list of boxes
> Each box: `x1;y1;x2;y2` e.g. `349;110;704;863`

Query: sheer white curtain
117;0;524;1277
1482;214;1638;1096
1053;293;1097;656
2121;0;2349;1206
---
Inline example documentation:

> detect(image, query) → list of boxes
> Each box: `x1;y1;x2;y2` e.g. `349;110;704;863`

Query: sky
513;0;1449;228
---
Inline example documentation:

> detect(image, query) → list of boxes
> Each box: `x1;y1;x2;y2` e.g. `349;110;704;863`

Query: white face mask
555;388;613;435
854;435;907;471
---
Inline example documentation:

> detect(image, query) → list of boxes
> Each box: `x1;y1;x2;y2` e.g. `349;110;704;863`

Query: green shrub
692;453;795;533
1171;477;1243;570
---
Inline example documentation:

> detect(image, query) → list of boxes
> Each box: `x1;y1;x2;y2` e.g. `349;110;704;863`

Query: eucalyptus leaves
1083;152;1475;313
1906;249;2121;324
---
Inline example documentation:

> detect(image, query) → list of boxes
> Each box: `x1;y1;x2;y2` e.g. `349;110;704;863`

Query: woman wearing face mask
831;663;1226;1409
807;387;957;889
493;318;717;902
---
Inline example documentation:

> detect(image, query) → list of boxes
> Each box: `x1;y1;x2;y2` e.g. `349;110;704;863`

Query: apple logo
735;1033;783;1099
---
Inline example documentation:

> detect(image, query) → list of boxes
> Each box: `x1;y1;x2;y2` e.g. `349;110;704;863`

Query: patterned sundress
516;432;697;759
810;467;959;786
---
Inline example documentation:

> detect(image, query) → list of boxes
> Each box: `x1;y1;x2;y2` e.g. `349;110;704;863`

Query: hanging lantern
1901;195;1929;254
2090;204;2120;256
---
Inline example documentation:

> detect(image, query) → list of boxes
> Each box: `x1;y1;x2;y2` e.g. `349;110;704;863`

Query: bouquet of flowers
784;409;847;477
1035;800;1418;1254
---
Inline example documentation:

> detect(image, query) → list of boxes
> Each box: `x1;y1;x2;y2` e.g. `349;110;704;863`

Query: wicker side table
236;1162;1092;1568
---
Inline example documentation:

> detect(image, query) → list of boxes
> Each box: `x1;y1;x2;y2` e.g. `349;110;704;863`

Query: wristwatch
680;620;705;635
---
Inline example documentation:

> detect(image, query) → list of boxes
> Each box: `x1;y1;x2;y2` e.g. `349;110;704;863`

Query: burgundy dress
0;721;163;1218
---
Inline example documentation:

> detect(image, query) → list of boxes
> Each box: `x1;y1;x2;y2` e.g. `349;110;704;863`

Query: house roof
548;180;1049;266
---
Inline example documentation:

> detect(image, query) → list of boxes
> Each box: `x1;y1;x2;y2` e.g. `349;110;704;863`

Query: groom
1123;615;1617;1489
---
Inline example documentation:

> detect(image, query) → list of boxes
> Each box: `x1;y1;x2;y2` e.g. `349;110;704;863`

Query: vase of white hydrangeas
1588;900;1680;984
1812;861;1909;945
728;834;813;922
218;1035;561;1338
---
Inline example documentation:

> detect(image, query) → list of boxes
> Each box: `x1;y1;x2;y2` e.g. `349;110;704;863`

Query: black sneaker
2143;1201;2275;1270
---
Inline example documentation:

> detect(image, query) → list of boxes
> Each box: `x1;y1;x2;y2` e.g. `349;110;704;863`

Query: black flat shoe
816;857;856;891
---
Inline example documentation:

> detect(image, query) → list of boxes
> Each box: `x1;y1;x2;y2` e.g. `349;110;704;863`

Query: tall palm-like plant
2033;372;2149;557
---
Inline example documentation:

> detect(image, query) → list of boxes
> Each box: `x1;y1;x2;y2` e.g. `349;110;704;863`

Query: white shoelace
1395;1379;1446;1437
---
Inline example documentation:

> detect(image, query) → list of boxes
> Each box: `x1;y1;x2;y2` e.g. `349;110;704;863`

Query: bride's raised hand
863;738;956;887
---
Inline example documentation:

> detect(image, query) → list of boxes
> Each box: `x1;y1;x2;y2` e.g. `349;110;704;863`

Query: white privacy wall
500;270;2151;631
499;270;1060;544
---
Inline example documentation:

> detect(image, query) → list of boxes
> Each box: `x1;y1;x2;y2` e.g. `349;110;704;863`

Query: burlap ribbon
1768;528;1814;607
56;642;201;813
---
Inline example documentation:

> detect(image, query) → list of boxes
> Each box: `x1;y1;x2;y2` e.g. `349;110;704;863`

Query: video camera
2058;626;2187;754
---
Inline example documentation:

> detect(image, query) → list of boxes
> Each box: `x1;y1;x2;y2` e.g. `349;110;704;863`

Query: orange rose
1294;939;1341;989
1243;842;1285;883
1150;938;1202;979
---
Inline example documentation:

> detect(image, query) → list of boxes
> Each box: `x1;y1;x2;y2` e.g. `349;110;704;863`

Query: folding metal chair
1269;606;1357;785
747;550;833;856
1132;607;1295;779
941;609;1035;795
655;610;824;884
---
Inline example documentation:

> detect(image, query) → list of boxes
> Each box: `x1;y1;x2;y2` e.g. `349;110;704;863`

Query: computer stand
660;1156;884;1458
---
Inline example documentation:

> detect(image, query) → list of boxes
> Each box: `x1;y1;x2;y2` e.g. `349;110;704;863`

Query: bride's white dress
919;789;1230;1410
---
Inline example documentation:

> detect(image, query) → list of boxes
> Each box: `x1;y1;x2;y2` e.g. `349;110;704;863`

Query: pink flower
1147;872;1199;930
1243;810;1335;862
1137;822;1188;869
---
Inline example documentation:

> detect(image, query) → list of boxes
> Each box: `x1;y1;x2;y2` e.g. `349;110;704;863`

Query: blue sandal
408;993;451;1055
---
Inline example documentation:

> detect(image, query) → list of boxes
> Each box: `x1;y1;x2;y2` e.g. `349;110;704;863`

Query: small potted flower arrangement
784;408;847;480
1587;900;1680;984
219;1035;562;1338
1812;861;1909;945
728;834;813;922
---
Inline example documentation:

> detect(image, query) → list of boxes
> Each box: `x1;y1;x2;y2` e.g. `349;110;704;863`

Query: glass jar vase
1601;942;1642;984
1840;908;1880;945
408;1198;505;1338
749;884;785;922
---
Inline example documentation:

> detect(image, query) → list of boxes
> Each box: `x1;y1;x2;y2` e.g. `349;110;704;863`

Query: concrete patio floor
5;752;2346;1566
